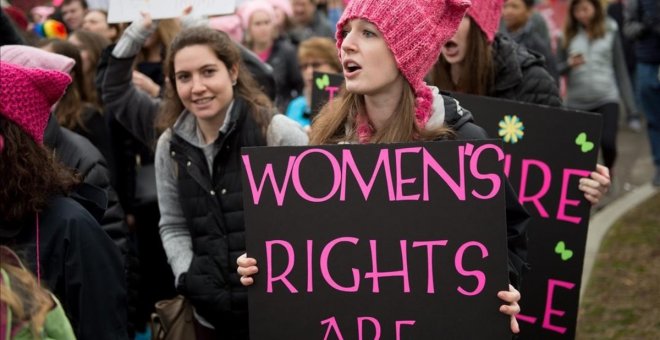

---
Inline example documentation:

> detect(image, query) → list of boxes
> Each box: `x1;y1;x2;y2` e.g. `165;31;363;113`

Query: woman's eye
340;29;349;38
363;30;375;38
176;74;190;82
203;69;216;77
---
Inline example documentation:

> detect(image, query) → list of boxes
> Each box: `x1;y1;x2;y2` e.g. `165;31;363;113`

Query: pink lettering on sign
325;86;340;102
242;155;296;206
395;320;416;340
514;278;577;335
340;149;395;201
243;143;504;205
470;143;505;199
320;237;361;292
321;317;344;340
266;240;298;293
412;241;449;293
358;317;382;340
364;240;410;293
421;147;466;201
542;279;575;334
518;159;552;218
558;169;591;224
292;148;342;202
455;241;488;296
395;147;422;201
264;238;490;295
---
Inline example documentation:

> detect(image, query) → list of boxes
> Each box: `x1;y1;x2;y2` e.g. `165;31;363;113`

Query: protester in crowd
431;0;560;107
132;19;181;97
30;5;55;26
608;0;642;131
239;0;303;111
288;0;334;44
60;0;87;31
82;9;122;42
99;8;306;335
210;14;244;43
267;0;293;37
239;0;529;334
285;36;341;126
558;0;638;171
0;246;76;339
624;0;660;186
37;39;115;167
501;0;559;81
0;61;127;340
68;29;110;106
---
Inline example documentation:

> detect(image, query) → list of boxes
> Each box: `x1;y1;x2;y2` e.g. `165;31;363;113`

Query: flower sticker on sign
498;115;524;144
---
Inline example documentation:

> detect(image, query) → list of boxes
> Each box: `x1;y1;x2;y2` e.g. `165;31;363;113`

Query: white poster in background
108;0;237;23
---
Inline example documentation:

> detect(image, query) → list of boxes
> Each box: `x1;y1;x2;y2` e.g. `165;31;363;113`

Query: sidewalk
580;126;657;298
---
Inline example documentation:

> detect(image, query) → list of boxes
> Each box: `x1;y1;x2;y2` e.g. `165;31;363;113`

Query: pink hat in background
1;45;76;74
209;15;245;43
467;0;504;42
336;0;471;136
30;6;56;23
237;0;276;30
266;0;293;18
0;61;72;144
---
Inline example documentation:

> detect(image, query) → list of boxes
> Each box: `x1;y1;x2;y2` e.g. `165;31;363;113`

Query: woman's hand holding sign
498;284;521;334
580;164;611;205
238;253;258;286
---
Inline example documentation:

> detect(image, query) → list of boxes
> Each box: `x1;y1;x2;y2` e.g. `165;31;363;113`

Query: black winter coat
0;196;128;340
171;98;266;338
44;116;129;253
491;34;562;108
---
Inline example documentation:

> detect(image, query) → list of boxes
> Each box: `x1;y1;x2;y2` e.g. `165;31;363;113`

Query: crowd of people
0;0;657;339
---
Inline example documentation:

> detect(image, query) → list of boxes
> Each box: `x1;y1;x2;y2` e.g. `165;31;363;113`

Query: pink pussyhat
209;15;244;42
0;61;72;144
336;0;471;142
237;0;276;30
467;0;504;42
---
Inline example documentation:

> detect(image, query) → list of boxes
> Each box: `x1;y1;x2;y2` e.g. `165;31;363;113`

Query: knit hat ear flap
0;61;72;144
467;0;504;42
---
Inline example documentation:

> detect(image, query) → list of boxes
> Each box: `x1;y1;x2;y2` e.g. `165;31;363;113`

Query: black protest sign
452;93;602;339
311;71;344;115
241;141;511;339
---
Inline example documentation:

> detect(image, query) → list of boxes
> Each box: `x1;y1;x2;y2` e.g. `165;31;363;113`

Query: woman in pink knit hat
0;61;127;339
429;0;611;204
239;0;529;334
239;0;303;112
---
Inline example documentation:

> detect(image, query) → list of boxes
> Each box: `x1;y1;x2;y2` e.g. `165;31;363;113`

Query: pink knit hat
266;0;293;18
0;62;72;144
336;0;471;140
467;0;503;42
1;45;76;74
209;15;244;42
237;0;276;30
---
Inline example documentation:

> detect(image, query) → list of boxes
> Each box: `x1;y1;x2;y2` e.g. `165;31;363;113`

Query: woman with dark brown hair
99;10;306;336
0;61;127;340
430;0;561;106
37;38;115;167
68;29;111;107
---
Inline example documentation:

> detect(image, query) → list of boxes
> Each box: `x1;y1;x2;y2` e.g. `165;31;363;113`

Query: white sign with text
108;0;236;23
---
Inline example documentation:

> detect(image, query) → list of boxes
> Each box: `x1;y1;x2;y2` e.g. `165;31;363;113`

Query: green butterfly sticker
575;132;594;153
554;241;573;261
315;74;330;90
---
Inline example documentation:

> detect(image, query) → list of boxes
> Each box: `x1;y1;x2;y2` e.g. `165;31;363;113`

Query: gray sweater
557;19;638;113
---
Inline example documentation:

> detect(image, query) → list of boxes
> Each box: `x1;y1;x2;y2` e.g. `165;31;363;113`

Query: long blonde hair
310;82;453;144
0;249;54;338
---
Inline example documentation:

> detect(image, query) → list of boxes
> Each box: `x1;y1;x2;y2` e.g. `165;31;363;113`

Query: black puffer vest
170;98;265;338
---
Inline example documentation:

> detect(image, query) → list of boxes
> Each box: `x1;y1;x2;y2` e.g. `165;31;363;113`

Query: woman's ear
230;64;239;84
